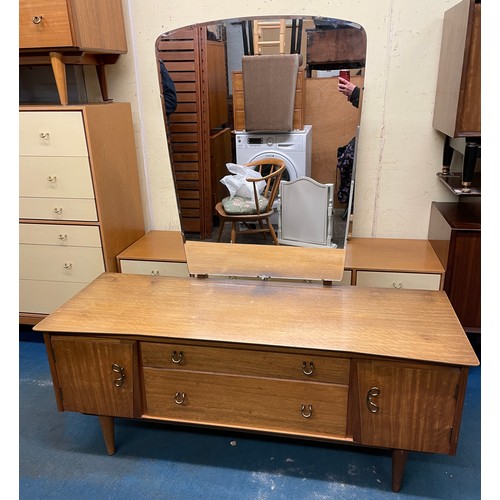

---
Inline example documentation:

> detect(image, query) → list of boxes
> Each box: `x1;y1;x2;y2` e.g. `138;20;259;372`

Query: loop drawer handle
174;392;186;405
302;361;314;376
32;16;43;24
300;404;313;418
112;363;125;387
53;208;63;214
392;282;403;289
47;175;57;182
366;387;381;413
39;132;49;139
171;351;183;364
150;270;160;277
63;262;72;270
58;234;67;241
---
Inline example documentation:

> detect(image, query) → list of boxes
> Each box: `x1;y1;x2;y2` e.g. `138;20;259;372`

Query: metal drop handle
171;351;183;364
366;387;381;413
53;207;63;214
174;392;186;405
112;363;125;387
39;132;49;138
302;361;314;376
47;175;57;182
300;404;313;418
392;282;403;289
32;16;43;24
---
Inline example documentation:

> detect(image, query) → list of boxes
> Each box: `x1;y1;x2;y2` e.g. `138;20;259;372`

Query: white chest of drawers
19;103;145;324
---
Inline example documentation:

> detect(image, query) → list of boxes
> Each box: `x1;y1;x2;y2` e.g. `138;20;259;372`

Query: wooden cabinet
48;336;137;417
344;238;444;290
428;201;481;332
353;360;462;454
117;231;189;277
433;0;481;188
19;103;145;324
19;0;127;105
156;26;232;238
36;273;478;492
433;0;480;138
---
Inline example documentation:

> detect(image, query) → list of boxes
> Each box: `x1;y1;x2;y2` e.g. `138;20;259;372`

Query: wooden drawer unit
19;104;145;324
117;231;189;278
356;271;441;291
345;238;445;290
142;342;350;438
143;369;349;439
141;343;350;384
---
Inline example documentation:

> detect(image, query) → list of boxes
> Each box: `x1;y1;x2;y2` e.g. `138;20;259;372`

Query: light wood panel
185;240;346;281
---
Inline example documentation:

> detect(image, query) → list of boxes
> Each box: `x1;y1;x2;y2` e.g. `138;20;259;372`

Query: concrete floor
19;334;480;499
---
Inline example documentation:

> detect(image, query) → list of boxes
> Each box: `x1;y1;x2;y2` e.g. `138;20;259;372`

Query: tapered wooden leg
392;449;409;492
49;51;68;106
96;64;110;102
98;416;116;455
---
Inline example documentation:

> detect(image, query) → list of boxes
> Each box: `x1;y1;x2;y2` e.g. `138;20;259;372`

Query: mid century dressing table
34;241;478;493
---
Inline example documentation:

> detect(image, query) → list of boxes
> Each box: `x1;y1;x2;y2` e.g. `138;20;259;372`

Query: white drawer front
20;280;88;315
20;244;105;282
19;224;102;247
20;111;88;156
20;157;94;199
19;197;98;221
120;259;190;278
332;270;352;286
356;271;441;291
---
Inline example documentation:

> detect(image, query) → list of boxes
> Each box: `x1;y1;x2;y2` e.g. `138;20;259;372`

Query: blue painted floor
19;336;481;499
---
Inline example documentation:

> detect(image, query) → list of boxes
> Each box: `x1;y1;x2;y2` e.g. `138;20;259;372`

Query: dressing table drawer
20;223;102;247
143;369;349;439
356;271;441;291
120;260;189;278
141;343;350;385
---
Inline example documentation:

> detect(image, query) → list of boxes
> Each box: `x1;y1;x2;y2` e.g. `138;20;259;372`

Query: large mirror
155;15;365;276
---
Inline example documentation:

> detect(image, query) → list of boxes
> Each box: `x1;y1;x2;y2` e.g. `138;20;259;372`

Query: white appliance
235;125;312;182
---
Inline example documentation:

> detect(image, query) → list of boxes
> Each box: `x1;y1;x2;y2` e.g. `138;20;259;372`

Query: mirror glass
155;15;365;269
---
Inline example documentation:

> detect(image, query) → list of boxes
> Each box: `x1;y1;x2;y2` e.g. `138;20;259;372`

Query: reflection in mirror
156;16;365;250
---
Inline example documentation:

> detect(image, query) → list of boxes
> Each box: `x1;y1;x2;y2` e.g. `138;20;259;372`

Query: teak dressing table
34;243;479;492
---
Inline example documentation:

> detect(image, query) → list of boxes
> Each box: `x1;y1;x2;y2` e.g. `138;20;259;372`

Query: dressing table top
34;273;478;367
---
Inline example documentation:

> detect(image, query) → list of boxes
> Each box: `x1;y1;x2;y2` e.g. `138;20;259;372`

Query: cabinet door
355;360;461;454
50;336;136;418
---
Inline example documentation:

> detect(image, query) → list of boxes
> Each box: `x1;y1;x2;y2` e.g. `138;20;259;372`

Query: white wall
100;0;460;238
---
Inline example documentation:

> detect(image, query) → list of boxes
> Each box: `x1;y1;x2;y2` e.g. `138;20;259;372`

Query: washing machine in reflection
235;125;312;181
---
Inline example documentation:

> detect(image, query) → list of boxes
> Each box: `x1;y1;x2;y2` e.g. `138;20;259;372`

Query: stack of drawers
19;103;145;323
20;110;104;315
141;342;350;439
